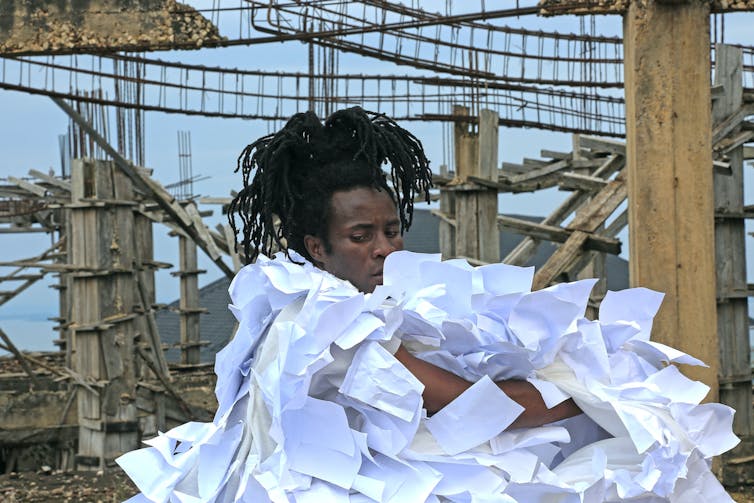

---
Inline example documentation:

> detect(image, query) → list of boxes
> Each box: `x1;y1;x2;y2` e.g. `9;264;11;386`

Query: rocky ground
0;470;137;502
0;469;752;502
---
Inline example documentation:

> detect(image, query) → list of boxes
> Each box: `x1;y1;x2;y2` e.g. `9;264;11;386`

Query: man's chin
360;275;382;294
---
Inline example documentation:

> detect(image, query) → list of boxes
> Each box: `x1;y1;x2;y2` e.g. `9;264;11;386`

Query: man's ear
304;234;326;265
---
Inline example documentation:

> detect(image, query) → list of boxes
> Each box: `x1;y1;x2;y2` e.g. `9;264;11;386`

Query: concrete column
623;0;718;393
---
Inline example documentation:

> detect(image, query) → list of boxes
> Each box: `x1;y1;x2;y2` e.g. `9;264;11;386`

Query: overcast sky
1;9;753;352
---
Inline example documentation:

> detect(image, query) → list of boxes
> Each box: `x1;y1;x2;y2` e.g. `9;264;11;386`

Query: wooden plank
712;103;754;145
504;159;569;184
458;135;479;180
0;273;46;307
0;327;41;386
7;176;46;197
477;109;499;181
578;136;626;156
452;105;471;179
179;235;202;365
222;224;242;272
532;231;589;290
500;162;530;174
28;169;72;192
567;174;627;232
477;190;499;263
558;172;609;192
715;129;754;154
497;216;621;255
713;44;752;436
503;154;624;266
605;209;628;237
184;203;222;261
0;273;44;281
0;227;49;233
135;272;170;379
454;193;479;259
540;149;571;160
208;228;230;255
198;196;233;205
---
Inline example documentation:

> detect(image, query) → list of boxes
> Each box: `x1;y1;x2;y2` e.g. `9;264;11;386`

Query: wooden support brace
502;159;570;184
28;169;72;192
497;216;621;255
532;231;590;290
7;176;47;197
0;328;41;386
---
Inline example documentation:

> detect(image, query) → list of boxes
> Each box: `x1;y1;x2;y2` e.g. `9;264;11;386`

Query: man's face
305;187;404;293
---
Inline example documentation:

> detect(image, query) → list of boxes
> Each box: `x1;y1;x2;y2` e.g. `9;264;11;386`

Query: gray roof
157;209;628;363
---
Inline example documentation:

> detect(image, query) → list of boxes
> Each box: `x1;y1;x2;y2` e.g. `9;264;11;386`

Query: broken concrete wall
538;0;754;16
0;0;223;55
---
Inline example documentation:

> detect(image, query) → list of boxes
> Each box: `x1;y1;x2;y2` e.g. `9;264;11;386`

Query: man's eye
351;234;369;242
385;230;399;238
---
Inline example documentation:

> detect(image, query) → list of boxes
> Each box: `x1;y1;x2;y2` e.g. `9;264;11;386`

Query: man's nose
372;232;396;258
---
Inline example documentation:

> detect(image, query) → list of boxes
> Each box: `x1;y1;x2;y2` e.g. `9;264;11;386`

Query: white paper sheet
425;376;524;456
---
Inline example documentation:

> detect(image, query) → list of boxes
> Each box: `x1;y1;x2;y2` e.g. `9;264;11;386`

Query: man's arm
394;345;581;429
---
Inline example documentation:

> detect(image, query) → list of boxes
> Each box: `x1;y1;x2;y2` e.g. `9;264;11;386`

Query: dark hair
229;107;432;263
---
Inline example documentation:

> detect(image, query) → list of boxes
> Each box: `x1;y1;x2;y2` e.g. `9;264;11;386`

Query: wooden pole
451;106;500;263
623;1;718;392
573;134;606;319
712;44;752;436
178;235;202;365
477;109;500;264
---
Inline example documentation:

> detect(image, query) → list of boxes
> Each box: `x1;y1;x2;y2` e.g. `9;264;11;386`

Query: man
230;107;580;427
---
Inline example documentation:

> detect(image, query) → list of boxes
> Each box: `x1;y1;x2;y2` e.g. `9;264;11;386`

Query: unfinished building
0;0;753;489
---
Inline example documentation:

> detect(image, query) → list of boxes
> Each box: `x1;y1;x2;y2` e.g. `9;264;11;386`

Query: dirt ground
0;470;138;502
0;469;752;502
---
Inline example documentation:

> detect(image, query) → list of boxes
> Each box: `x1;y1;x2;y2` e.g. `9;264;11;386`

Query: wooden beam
0;328;41;386
28;169;72;192
502;159;569;184
497;215;621;254
51;97;233;279
503;154;624;266
578;136;626;156
567;174;627;232
7;176;46;197
532;231;589;290
558;172;609;192
713;43;752;436
712;103;754;145
221;224;242;272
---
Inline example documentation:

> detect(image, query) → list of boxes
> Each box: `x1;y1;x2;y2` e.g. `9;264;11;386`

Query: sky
1;6;753;353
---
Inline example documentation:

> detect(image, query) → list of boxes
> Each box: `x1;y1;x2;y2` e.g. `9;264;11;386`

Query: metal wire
0;53;626;137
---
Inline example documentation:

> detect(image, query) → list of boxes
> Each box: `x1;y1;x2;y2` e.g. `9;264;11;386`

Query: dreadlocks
228;107;433;264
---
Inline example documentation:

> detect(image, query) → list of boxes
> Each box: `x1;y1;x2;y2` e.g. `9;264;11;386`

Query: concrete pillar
70;159;139;470
623;0;718;393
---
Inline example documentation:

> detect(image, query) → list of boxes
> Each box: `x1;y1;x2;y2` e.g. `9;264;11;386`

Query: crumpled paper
118;250;739;502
